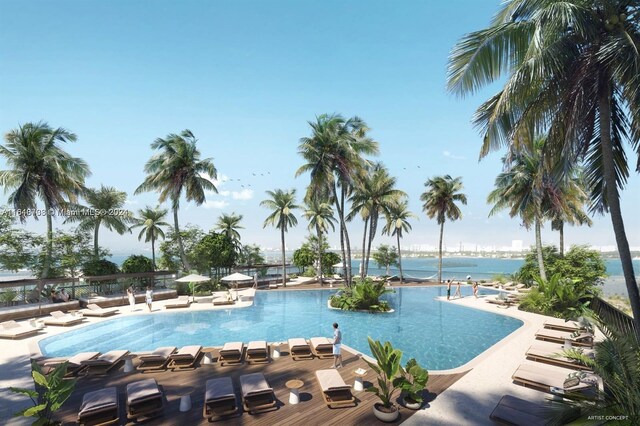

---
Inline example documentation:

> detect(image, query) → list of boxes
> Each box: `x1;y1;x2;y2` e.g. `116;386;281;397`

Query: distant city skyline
1;0;638;256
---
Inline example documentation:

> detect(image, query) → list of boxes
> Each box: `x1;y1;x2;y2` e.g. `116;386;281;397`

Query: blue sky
1;0;639;255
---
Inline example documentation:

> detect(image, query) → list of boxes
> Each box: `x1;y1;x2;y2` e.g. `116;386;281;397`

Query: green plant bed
329;278;394;312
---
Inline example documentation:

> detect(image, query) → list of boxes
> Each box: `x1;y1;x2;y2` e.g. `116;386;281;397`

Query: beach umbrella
332;262;345;268
221;272;254;290
175;274;211;302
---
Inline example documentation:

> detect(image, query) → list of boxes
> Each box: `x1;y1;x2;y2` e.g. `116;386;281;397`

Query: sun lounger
486;297;513;307
310;337;334;359
164;296;191;309
0;320;38;339
490;394;563;426
126;378;164;421
512;361;599;394
237;288;256;302
219;342;245;366
137;346;177;372
535;329;594;347
203;377;239;421
81;350;129;375
212;291;235;306
543;318;584;332
43;351;100;377
81;303;119;317
246;340;269;364
239;372;277;414
288;338;313;360
315;369;356;408
526;343;594;371
43;310;84;326
77;386;119;426
167;345;202;370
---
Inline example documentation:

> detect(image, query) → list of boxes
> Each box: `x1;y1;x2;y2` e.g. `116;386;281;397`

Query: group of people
49;288;70;303
446;276;479;300
126;285;154;312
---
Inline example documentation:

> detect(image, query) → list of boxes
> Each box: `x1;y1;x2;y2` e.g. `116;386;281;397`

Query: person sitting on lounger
59;288;70;302
332;322;343;369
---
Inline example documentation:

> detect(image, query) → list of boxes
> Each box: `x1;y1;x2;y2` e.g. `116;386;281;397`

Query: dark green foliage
293;244;315;271
191;231;237;275
237;244;265;266
517;245;606;291
330;278;393;312
519;274;593;319
32;229;104;278
82;259;120;276
371;245;399;276
121;255;154;273
11;361;77;425
400;358;429;404
157;225;205;271
0;211;40;272
322;252;341;275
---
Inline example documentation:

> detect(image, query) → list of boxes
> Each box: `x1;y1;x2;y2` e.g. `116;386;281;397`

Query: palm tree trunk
173;206;190;271
316;226;323;286
281;226;287;287
599;86;640;338
438;221;444;284
366;212;378;277
397;233;403;284
93;220;100;259
151;235;156;271
361;217;368;279
341;186;353;285
42;198;53;280
535;215;547;281
559;221;564;257
333;183;348;286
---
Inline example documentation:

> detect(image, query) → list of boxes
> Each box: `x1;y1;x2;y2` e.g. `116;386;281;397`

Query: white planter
402;397;422;410
373;403;399;422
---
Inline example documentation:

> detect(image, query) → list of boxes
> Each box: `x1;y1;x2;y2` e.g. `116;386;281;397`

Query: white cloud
202;200;229;209
232;189;254;200
124;199;139;205
219;190;231;197
443;151;466;160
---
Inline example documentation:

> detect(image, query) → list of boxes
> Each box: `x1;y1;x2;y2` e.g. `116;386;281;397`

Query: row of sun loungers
0;320;39;339
81;304;119;317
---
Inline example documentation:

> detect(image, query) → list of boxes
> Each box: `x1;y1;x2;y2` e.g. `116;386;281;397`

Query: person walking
332;323;343;368
472;281;479;298
145;286;153;312
127;286;136;312
454;280;462;298
446;280;452;300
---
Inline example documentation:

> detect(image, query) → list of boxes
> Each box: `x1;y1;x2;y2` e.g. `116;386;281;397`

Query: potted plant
400;358;429;409
364;337;405;422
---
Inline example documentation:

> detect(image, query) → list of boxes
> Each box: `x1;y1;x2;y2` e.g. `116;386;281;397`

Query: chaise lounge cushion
127;378;162;404
205;377;236;402
240;372;272;397
79;386;118;417
139;347;176;362
170;345;201;360
316;368;351;391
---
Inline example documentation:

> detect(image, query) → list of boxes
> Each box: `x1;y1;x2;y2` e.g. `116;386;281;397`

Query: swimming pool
39;287;522;370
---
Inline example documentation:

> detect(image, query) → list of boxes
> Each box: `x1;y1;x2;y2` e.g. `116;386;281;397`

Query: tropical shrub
400;358;429;404
11;361;77;425
329;278;393;312
292;244;315;272
121;255;154;273
372;245;398;276
519;274;593;318
82;259;120;276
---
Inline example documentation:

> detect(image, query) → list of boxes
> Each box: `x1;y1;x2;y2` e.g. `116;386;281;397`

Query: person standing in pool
145;286;153;312
454;280;462;298
446;280;452;300
332;323;343;368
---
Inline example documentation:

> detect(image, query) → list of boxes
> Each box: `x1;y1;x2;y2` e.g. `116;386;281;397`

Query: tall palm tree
215;212;244;253
421;175;467;284
130;206;170;270
296;113;379;285
487;147;549;280
0;122;90;279
448;0;640;336
382;199;415;284
349;163;405;278
303;197;337;285
64;185;133;258
135;130;217;271
261;189;300;286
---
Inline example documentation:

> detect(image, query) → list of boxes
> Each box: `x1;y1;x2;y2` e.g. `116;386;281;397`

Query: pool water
39;287;522;370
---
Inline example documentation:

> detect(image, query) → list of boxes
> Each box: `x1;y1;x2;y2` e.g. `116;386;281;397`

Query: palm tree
421;175;467;284
0;122;90;279
487;147;549;280
303;197;337;285
296;113;379;285
382;199;415;284
64;185;133;258
215;212;244;253
130;206;170;270
135;130;217;271
261;189;300;286
447;0;640;335
349;163;405;278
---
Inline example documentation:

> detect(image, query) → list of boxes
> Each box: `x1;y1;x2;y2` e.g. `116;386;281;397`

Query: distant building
511;240;524;252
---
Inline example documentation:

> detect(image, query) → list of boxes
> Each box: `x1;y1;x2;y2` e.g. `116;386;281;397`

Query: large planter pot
402;396;422;410
373;403;399;422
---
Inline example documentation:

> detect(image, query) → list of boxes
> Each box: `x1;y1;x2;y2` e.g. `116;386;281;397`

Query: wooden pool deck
55;346;466;425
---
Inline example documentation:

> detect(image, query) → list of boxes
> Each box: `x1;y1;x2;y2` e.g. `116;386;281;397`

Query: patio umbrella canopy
174;274;211;301
221;272;254;290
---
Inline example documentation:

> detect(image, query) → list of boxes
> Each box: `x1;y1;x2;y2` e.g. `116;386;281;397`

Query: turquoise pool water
39;287;522;370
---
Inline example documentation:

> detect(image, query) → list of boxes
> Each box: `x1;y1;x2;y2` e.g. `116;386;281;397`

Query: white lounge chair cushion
246;341;266;352
316;369;351;391
288;338;308;349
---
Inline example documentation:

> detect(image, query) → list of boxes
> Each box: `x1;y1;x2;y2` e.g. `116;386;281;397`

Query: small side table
177;387;195;412
202;347;216;365
286;379;304;404
354;370;367;391
123;354;136;373
272;343;281;359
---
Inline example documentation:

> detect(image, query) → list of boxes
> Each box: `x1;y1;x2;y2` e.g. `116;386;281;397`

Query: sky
1;0;639;256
